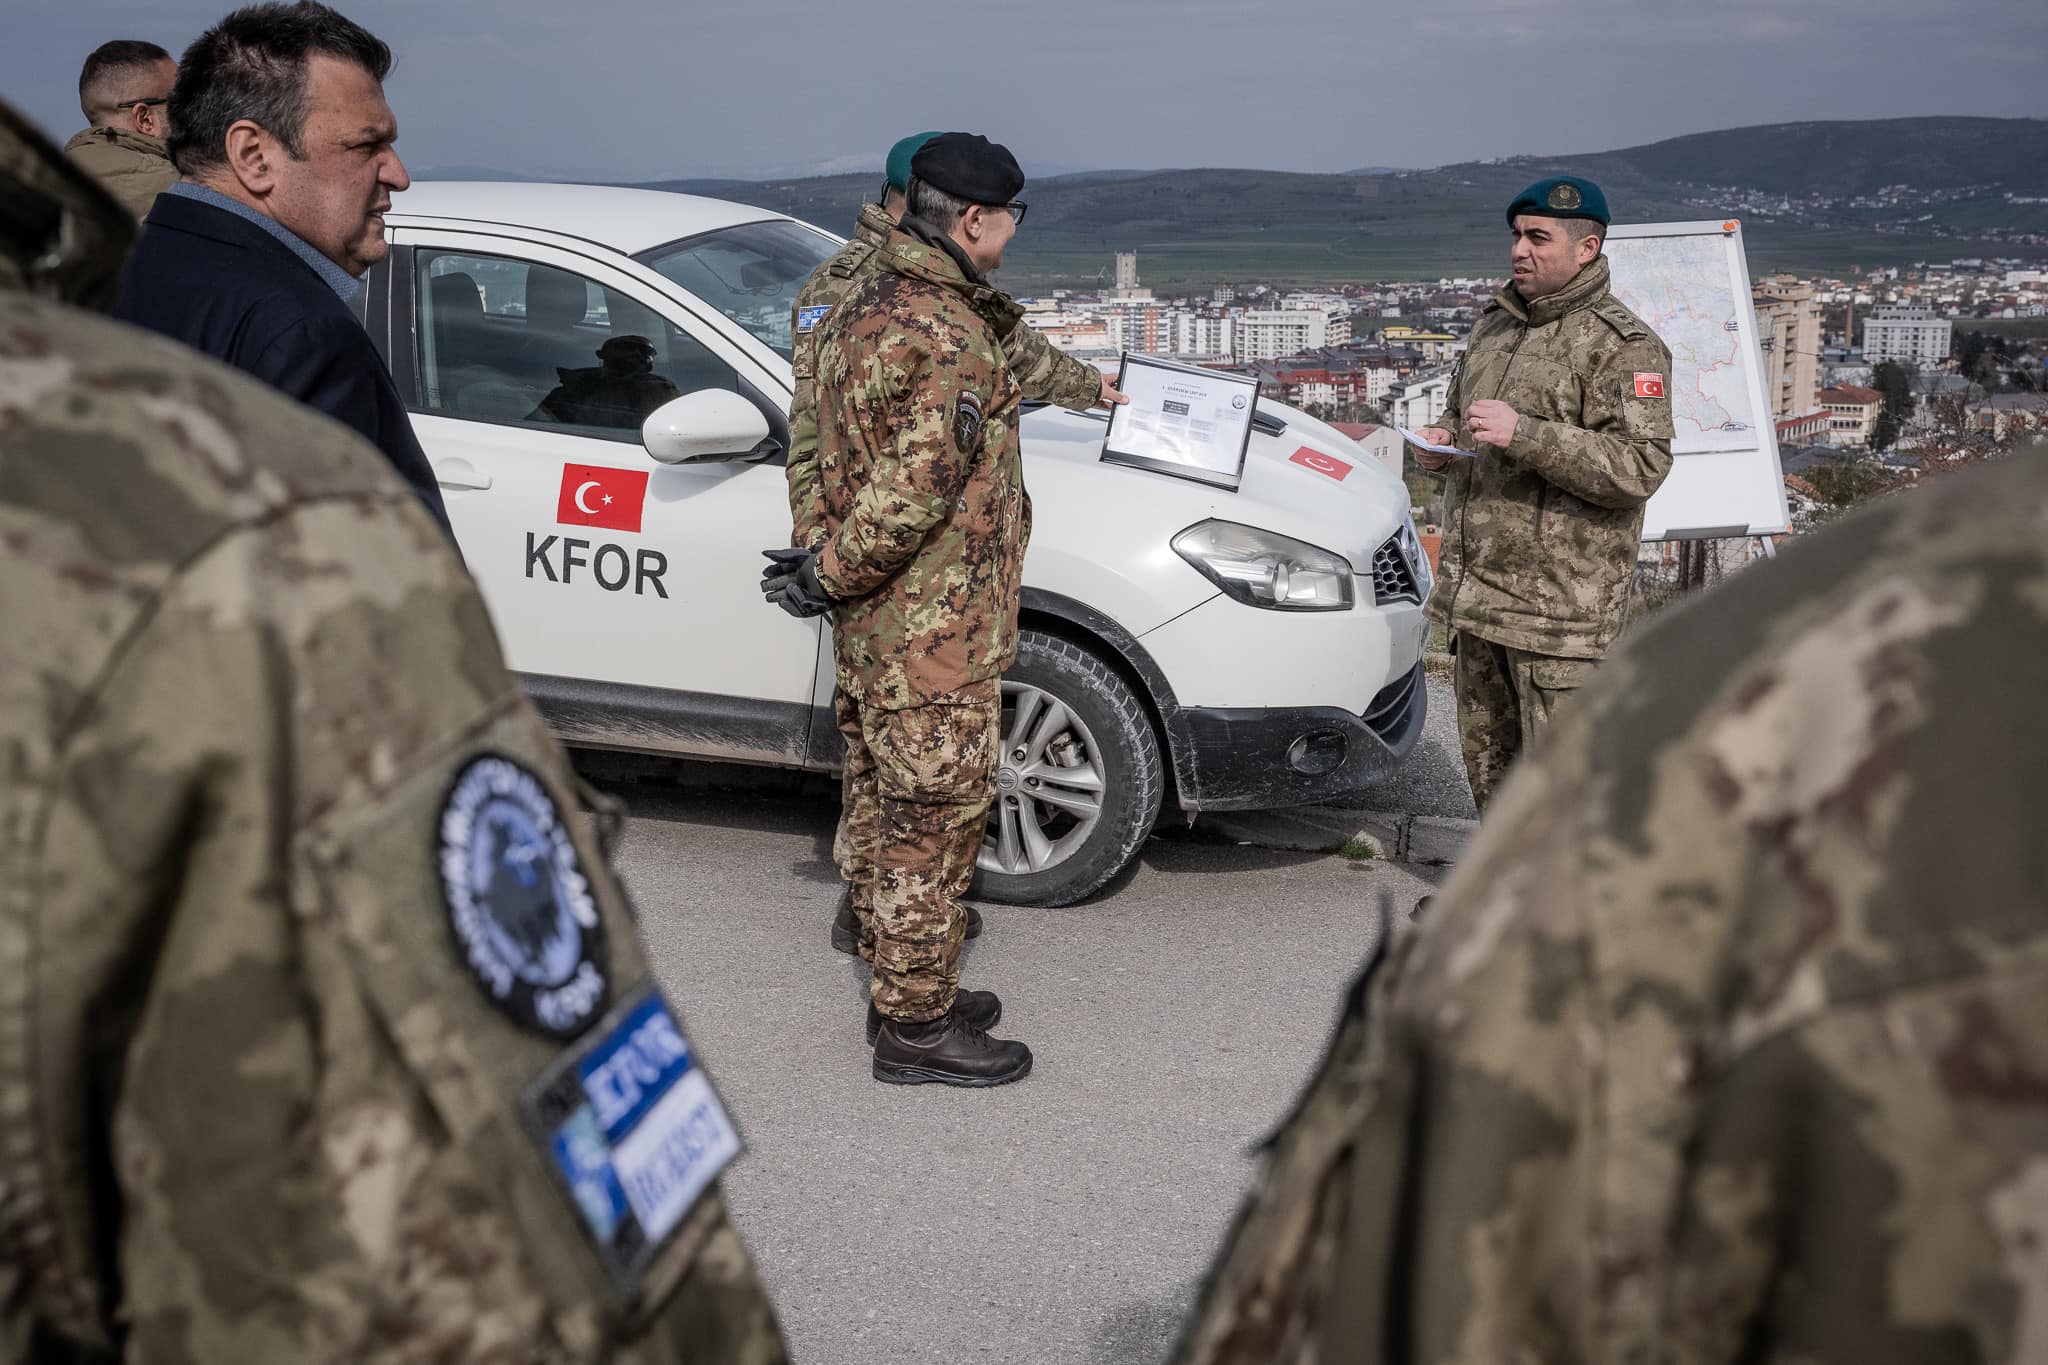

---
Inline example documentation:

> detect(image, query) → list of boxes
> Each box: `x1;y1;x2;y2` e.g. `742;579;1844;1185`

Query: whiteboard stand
1605;219;1790;545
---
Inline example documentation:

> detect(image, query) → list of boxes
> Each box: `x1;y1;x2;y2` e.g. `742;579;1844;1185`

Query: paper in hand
1397;426;1475;459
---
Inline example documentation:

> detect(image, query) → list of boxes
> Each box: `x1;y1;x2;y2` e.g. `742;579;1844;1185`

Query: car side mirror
640;389;773;464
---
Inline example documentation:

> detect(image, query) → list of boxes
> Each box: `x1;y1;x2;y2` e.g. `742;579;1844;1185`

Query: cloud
4;0;2042;178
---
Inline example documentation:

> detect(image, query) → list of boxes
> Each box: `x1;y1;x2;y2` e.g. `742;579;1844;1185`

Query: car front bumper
1178;661;1428;811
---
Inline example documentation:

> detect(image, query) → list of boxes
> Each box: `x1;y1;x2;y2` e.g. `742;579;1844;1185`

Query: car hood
1018;400;1412;572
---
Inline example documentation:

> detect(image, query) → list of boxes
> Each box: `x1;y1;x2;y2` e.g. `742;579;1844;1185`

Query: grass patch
1333;837;1380;862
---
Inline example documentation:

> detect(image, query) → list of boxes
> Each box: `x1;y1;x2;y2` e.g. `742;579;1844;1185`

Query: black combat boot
872;1005;1032;1087
830;888;860;954
832;889;982;955
867;988;1000;1046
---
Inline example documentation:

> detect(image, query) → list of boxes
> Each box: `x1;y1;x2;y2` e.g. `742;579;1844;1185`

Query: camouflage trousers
832;677;1001;1022
1452;631;1595;812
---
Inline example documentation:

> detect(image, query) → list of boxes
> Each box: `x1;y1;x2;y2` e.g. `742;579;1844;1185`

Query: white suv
365;182;1431;905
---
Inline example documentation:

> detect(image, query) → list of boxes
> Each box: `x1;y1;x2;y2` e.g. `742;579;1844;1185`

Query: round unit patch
437;754;609;1037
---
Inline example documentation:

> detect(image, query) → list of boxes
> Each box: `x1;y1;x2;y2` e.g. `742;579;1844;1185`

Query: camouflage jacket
786;204;1099;550
1176;458;2048;1365
61;126;177;220
1427;255;1674;658
0;296;785;1360
811;225;1027;707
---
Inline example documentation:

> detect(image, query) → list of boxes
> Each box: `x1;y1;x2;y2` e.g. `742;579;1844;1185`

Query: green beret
886;131;944;193
1506;175;1609;227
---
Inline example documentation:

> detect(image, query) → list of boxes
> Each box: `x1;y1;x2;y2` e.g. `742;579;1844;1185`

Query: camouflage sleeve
1184;462;2048;1365
1003;314;1102;410
814;330;997;600
1174;896;1601;1365
1437;356;1467;447
1502;333;1675;509
785;299;827;550
51;499;784;1362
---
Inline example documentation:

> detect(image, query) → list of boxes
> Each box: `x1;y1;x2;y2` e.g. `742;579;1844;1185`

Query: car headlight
1172;520;1355;612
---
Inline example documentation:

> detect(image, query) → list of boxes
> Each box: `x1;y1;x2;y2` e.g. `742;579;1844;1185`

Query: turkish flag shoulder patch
1634;372;1666;399
557;463;649;533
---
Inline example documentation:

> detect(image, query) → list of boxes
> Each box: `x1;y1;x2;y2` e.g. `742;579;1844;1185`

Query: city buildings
1752;275;1822;421
1236;309;1332;362
1818;385;1884;447
1383;369;1453;432
1861;306;1952;367
1327;422;1404;482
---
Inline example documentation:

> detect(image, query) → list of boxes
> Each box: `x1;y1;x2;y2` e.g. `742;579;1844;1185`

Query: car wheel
972;629;1164;907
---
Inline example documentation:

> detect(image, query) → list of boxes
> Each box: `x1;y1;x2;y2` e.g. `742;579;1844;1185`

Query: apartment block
1861;307;1951;367
1752;275;1822;421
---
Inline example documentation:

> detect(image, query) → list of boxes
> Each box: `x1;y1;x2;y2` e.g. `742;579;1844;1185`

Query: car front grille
1371;533;1422;606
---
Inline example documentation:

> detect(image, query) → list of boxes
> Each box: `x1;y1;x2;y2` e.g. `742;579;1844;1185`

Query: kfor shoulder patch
797;304;832;333
437;753;609;1038
953;391;984;453
520;983;741;1299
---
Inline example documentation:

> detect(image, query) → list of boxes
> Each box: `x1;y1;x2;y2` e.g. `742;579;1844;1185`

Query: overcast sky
10;0;2045;181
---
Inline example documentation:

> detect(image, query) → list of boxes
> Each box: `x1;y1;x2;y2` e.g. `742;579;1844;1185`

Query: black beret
1506;175;1610;227
910;132;1024;207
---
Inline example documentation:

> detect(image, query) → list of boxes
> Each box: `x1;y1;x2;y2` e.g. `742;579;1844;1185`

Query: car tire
972;629;1165;908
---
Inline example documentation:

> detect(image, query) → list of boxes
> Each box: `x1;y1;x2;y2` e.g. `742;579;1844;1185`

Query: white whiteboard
1605;220;1789;538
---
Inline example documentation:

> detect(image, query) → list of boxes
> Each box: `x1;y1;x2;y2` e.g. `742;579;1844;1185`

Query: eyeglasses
113;97;169;111
1001;201;1027;225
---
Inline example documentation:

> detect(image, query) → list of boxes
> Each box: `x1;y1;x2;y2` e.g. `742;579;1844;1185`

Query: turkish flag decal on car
1289;447;1353;482
557;463;649;533
1634;372;1667;399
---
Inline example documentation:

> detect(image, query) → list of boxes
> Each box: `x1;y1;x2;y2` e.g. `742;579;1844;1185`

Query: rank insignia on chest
1634;372;1667;399
796;304;831;333
437;753;610;1037
953;391;984;452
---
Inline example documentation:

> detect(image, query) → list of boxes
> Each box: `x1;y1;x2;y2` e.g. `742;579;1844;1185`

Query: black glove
759;547;833;618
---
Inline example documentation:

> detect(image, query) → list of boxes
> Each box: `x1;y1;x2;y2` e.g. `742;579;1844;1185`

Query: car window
636;219;837;360
415;249;739;441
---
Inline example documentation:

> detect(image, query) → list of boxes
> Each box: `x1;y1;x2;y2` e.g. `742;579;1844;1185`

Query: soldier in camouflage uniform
761;134;1038;1087
0;100;786;1363
785;131;1119;957
1411;176;1674;810
1174;457;2048;1365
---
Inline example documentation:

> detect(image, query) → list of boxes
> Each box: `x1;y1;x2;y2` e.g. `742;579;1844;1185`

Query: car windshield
636;219;838;360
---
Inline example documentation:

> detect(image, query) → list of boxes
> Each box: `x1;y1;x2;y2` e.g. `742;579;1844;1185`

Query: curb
1197;808;1478;867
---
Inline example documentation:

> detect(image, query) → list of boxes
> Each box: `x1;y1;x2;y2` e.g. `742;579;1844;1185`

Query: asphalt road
607;781;1436;1365
1342;672;1475;820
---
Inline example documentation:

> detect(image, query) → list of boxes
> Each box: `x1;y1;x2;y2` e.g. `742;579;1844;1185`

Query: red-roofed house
1819;385;1884;447
1327;422;1404;482
1775;409;1829;445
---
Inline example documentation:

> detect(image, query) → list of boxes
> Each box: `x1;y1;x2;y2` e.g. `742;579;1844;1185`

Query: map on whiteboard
1605;234;1759;453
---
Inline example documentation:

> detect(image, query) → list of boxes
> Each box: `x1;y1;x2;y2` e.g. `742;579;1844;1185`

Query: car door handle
435;457;493;491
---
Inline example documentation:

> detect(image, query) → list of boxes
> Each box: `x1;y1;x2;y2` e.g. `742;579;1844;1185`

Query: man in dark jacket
113;1;450;535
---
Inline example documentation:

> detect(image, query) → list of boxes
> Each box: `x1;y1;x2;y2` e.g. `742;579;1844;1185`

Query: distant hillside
627;117;2048;288
1552;117;2048;196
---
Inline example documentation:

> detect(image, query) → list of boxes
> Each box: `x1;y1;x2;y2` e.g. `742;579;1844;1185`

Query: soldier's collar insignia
953;391;985;453
438;754;609;1037
1549;183;1583;211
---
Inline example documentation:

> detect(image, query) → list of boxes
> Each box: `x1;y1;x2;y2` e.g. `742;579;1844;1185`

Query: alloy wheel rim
979;680;1107;877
